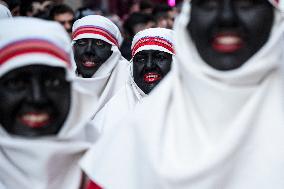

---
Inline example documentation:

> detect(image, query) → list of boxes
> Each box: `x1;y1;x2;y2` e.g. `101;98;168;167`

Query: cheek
74;47;85;59
238;10;273;47
47;89;71;118
133;62;144;76
96;49;113;62
159;60;172;73
188;11;217;43
238;10;273;32
0;92;23;118
49;88;70;106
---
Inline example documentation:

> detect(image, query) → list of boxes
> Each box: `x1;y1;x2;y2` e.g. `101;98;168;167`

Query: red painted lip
143;72;161;84
82;61;96;68
18;112;50;128
212;32;244;53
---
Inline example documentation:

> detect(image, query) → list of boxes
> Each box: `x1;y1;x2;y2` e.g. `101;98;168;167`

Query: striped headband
0;39;71;67
72;25;119;47
131;36;175;57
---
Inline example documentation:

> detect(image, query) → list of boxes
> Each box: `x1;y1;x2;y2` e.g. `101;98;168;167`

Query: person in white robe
80;0;284;189
0;17;99;189
72;15;129;114
80;28;175;188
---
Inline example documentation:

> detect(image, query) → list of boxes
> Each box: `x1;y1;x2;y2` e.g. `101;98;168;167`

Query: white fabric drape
78;1;284;189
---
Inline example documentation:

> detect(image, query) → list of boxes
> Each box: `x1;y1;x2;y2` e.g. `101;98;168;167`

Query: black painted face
73;38;113;78
187;0;274;70
0;65;71;137
133;50;172;94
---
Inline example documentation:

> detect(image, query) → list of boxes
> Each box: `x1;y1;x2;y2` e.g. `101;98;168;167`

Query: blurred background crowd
0;0;183;60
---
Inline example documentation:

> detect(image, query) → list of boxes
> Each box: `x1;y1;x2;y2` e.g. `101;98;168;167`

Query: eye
44;78;62;88
76;40;87;46
3;78;28;91
156;54;167;61
134;54;147;63
236;0;255;9
95;40;106;48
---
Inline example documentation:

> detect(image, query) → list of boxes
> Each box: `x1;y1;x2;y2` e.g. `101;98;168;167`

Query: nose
218;0;237;27
28;78;46;104
145;53;153;69
85;40;93;53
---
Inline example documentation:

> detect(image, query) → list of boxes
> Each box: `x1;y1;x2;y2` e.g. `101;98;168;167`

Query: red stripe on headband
0;40;70;66
132;37;174;57
72;26;119;47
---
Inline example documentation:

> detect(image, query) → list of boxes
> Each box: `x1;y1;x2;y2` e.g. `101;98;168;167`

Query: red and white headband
0;39;70;67
72;15;122;47
131;28;175;58
0;17;73;77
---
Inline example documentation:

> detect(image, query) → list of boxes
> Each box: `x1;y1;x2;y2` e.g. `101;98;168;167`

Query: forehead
75;38;110;44
135;50;172;56
0;65;66;80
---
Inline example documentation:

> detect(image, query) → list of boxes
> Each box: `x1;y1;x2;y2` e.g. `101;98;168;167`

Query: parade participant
80;28;175;187
78;0;284;188
0;3;12;18
0;17;98;189
72;15;129;113
49;4;75;37
131;28;174;94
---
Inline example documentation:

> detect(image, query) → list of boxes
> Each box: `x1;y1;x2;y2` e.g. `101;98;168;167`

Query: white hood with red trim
0;17;99;189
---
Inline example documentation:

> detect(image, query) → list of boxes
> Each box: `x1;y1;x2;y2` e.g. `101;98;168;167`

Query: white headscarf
0;4;12;19
71;15;129;113
77;1;284;189
0;17;99;189
80;28;175;180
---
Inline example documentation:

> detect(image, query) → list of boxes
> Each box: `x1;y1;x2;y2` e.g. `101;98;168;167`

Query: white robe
77;2;284;189
0;17;99;189
80;66;145;179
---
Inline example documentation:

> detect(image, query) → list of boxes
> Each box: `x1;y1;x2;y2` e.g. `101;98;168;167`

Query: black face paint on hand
73;38;113;78
0;65;71;137
187;0;274;70
133;50;172;94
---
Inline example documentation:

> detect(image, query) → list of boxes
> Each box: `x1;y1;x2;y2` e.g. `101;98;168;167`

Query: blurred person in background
139;0;154;14
75;0;104;20
153;3;177;29
75;7;102;20
19;0;54;18
121;12;155;60
49;3;74;37
2;0;21;16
